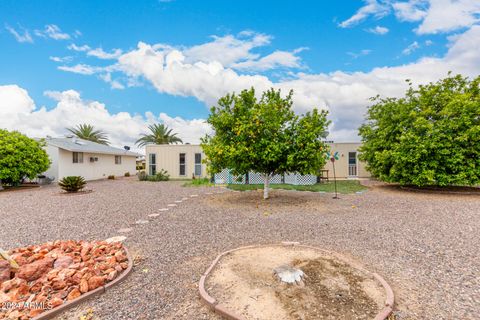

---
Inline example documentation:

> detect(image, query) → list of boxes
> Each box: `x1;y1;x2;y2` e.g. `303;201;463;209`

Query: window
179;153;186;176
115;155;122;165
194;153;202;176
73;152;83;163
348;152;357;165
348;152;357;176
149;153;156;175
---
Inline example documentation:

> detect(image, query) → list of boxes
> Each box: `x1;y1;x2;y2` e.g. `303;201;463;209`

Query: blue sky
0;0;479;148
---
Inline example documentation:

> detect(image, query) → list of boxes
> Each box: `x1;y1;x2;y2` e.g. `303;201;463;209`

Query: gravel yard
0;177;478;319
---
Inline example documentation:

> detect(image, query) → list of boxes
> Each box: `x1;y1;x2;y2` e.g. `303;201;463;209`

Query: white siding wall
57;149;136;181
43;145;59;180
145;145;208;179
323;143;370;179
145;143;371;181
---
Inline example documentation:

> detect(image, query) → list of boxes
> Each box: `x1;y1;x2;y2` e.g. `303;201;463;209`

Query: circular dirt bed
203;245;391;320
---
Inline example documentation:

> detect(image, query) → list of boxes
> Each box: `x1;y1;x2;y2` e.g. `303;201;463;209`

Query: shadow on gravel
373;184;480;198
202;189;333;214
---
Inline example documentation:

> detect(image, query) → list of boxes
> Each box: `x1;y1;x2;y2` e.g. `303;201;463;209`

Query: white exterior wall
145;143;370;181
56;149;136;181
323;143;370;179
43;145;59;180
145;144;207;179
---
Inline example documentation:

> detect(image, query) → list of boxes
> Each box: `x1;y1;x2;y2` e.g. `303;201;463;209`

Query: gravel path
0;178;478;319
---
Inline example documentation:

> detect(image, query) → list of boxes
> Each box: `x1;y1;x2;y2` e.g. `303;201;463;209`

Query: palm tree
136;123;183;147
67;124;110;145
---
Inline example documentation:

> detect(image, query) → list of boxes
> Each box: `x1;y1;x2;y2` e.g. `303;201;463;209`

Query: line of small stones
107;186;238;242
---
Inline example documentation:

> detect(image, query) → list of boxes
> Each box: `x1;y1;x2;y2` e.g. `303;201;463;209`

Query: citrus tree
201;88;330;199
0;129;50;188
359;74;480;186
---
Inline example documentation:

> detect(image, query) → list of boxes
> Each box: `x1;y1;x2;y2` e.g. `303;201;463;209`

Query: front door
348;152;357;177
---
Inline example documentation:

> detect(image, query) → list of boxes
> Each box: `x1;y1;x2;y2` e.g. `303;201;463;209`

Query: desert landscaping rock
0;240;129;319
0;261;11;283
0;178;478;319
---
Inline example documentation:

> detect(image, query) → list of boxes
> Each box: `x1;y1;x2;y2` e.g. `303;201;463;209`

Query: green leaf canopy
67;124;109;145
201;88;330;178
359;74;480;186
135;123;183;147
0;129;51;185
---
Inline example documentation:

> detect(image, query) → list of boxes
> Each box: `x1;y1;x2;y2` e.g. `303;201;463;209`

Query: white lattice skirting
214;169;317;186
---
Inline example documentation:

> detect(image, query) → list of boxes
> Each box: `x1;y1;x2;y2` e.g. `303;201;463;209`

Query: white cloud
58;64;99;75
366;25;390;34
347;49;372;59
344;0;480;34
339;0;390;28
99;73;125;89
0;85;35;118
392;0;427;21
414;0;480;34
49;56;73;63
67;43;91;52
5;25;33;43
231;49;305;71
402;41;420;54
0;86;209;153
183;33;271;66
35;24;70;40
87;48;123;60
46;26;480;142
114;26;480;141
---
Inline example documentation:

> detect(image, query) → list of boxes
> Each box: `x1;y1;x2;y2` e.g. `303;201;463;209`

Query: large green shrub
359;74;480;186
0;129;50;186
58;176;87;192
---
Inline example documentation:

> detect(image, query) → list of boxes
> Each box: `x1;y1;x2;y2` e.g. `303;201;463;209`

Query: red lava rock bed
0;240;129;319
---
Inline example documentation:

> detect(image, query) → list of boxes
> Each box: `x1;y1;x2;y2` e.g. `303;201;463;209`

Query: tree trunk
0;180;3;191
263;174;270;199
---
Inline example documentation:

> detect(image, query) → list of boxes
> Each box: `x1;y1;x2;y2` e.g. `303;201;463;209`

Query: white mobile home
144;142;370;180
43;137;138;181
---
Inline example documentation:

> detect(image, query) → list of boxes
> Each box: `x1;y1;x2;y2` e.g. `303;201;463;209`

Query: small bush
108;175;115;180
153;169;170;181
138;169;170;182
124;172;130;177
59;176;86;193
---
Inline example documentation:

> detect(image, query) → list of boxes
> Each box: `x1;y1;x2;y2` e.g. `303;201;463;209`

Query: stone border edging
32;246;134;320
199;242;394;320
